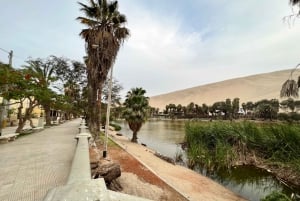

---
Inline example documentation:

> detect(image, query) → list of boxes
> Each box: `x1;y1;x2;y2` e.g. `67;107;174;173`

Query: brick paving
0;119;81;201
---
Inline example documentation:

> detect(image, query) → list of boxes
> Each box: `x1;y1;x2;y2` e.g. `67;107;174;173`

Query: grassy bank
185;121;300;185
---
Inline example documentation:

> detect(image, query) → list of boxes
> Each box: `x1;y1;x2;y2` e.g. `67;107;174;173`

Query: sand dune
149;69;293;111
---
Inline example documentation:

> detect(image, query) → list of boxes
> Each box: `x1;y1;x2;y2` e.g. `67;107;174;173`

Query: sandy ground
97;130;247;201
109;147;186;201
149;69;291;110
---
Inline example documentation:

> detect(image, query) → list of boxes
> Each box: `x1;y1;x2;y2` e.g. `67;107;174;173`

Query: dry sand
149;69;292;110
108;131;247;201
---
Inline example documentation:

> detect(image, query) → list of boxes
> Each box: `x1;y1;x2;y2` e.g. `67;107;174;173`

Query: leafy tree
77;0;130;135
23;56;69;126
255;99;279;120
102;78;123;106
0;62;11;134
2;68;41;133
123;88;149;143
286;98;295;112
62;61;87;118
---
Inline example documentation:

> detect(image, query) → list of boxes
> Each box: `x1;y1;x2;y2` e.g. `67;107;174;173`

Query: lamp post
103;66;113;158
91;44;112;158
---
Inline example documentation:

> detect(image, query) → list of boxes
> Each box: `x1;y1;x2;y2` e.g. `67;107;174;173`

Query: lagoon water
117;119;300;201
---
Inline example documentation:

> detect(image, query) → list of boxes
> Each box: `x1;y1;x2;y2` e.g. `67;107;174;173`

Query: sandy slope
149;69;292;110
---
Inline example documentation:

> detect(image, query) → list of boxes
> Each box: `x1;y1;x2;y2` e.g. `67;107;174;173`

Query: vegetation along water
185;120;300;200
118;119;300;201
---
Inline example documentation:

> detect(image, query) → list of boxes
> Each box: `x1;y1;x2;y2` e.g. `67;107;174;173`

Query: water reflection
203;166;294;201
116;119;300;201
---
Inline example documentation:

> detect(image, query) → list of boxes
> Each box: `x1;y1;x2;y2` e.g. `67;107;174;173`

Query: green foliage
185;121;300;171
260;191;291;201
110;123;121;131
278;112;300;122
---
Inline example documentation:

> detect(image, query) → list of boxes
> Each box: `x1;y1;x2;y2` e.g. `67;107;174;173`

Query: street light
103;66;113;158
92;44;112;158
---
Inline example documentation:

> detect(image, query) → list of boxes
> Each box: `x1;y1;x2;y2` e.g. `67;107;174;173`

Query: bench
0;133;19;144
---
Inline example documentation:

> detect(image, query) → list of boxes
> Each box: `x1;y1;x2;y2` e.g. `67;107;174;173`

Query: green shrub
110;123;121;131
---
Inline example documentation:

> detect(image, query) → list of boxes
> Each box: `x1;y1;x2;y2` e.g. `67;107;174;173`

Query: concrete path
0;119;81;201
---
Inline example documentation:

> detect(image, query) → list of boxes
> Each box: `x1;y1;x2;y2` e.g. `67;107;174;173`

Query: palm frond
290;0;300;6
118;14;127;24
76;16;100;27
280;79;299;98
108;1;118;13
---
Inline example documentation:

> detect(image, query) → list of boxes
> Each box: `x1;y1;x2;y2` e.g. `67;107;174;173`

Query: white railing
43;119;152;201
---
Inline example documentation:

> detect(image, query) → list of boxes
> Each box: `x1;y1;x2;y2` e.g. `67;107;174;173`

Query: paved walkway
0;119;81;201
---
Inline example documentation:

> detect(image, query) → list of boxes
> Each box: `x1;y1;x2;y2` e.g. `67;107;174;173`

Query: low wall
43;119;152;201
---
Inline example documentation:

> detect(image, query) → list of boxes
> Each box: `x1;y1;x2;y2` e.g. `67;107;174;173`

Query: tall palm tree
123;88;149;143
77;0;129;135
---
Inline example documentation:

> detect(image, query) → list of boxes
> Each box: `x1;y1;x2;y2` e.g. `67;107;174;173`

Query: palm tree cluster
160;97;300;121
78;0;129;135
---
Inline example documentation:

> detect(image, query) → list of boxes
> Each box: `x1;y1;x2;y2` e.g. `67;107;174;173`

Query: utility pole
0;50;13;136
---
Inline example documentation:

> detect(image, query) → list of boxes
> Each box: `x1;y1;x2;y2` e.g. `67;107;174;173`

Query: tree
23;57;69;126
102;78;123;106
255;99;279;120
202;103;209;117
78;0;130;135
232;98;240;118
224;98;232;119
0;62;11;134
1;68;41;133
62;61;87;119
123;88;149;143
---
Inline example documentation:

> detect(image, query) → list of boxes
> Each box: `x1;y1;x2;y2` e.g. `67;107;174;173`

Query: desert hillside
149;69;293;111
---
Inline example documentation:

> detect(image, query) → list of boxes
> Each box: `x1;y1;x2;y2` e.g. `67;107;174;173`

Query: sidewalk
0;119;81;201
1;118;41;136
109;131;247;201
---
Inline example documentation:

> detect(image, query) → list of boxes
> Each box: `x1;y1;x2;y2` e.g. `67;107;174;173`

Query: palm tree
77;0;129;134
123;88;149;143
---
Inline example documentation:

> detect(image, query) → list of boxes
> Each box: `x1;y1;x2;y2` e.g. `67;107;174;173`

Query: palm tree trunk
131;131;138;143
87;79;101;139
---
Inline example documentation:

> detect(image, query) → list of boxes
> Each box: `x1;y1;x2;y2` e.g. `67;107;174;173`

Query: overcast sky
0;0;299;97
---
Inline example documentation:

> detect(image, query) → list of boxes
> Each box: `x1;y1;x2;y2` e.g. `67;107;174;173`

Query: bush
110;123;121;131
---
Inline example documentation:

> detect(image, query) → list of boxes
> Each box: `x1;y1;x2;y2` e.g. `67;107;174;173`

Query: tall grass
185;121;300;171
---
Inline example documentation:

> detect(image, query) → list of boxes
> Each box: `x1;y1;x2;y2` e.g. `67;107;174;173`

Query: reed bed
185;121;300;172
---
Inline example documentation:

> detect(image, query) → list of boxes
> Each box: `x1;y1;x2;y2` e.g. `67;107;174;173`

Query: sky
1;0;300;97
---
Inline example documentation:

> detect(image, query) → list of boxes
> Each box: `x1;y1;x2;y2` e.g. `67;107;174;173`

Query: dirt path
106;131;247;201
